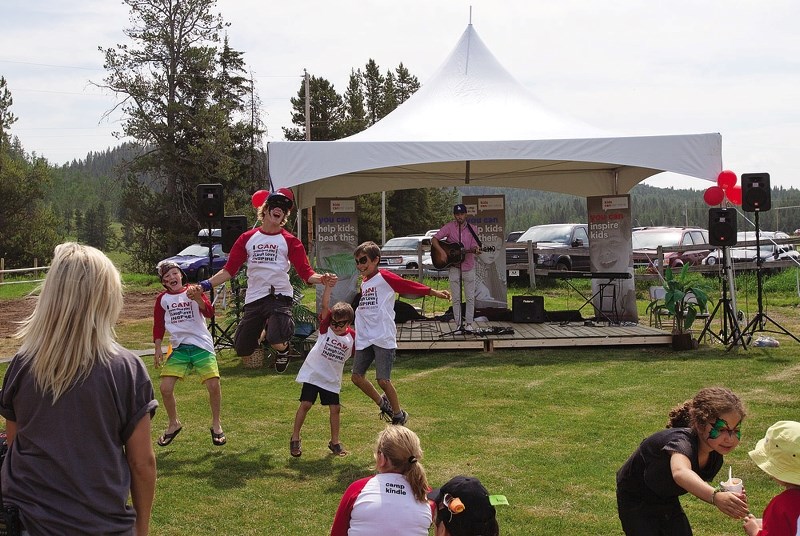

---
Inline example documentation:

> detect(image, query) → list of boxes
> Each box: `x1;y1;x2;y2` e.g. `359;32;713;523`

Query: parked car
378;236;435;273
702;231;799;266
506;223;590;277
506;230;525;243
631;227;711;272
157;229;227;282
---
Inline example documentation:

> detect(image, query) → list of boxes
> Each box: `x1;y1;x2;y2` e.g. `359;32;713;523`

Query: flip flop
290;439;302;458
328;442;348;457
211;428;227;446
157;426;182;447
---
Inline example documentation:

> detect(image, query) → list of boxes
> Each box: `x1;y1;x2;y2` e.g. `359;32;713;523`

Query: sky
2;0;799;192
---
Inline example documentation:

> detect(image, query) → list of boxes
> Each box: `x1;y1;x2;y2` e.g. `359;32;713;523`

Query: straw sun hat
749;420;800;485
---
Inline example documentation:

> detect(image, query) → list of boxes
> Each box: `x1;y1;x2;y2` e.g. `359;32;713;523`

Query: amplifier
512;295;545;323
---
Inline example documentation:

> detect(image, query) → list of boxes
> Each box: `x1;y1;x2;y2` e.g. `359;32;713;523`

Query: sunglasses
267;196;292;212
330;319;350;328
355;255;370;265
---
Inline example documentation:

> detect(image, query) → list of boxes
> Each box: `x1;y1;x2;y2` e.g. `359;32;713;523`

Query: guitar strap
465;223;482;248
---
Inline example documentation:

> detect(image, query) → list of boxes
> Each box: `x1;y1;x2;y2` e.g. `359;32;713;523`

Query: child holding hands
351;241;450;425
153;261;225;447
743;421;800;536
290;279;356;457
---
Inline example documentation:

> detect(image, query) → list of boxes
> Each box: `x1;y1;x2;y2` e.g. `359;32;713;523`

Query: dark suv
632;227;711;272
506;223;590;277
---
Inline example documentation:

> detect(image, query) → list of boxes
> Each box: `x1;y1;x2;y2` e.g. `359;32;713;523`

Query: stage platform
287;320;672;354
392;320;672;352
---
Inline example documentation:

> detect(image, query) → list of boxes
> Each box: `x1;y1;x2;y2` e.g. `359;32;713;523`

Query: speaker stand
698;247;745;349
204;222;235;349
729;211;800;348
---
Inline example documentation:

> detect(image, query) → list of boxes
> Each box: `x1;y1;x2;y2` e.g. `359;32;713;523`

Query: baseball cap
453;203;467;214
267;188;294;211
156;260;187;286
749;420;800;485
427;476;507;532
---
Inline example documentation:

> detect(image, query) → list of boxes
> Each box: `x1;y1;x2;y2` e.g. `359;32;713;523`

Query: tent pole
381;192;386;244
303;69;314;249
465;160;471;184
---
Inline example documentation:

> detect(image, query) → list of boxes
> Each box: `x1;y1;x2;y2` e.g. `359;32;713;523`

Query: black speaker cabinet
222;215;248;253
741;172;771;212
197;183;224;222
512;295;545;323
708;208;738;246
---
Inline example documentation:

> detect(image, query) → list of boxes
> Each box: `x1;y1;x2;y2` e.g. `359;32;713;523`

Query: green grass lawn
4;343;796;535
2;267;799;534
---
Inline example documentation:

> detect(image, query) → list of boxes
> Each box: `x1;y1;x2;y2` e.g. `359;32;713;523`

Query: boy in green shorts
153;261;226;446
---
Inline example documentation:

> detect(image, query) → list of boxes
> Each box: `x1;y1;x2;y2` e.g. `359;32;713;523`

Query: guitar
431;239;496;269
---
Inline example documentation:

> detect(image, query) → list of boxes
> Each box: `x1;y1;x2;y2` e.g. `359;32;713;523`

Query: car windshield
178;244;211;256
382;238;423;251
632;231;682;250
518;225;574;244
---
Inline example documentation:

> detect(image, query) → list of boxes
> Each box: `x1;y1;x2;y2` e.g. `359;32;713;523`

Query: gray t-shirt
0;347;157;535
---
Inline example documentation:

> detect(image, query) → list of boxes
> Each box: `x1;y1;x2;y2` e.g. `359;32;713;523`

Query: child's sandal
328;442;348;457
290;439;302;457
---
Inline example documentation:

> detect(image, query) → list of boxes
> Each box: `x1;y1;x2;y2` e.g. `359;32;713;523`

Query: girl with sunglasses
616;386;750;535
289;278;355;457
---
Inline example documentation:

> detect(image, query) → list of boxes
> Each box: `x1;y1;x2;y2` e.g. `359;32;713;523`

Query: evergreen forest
2;0;799;272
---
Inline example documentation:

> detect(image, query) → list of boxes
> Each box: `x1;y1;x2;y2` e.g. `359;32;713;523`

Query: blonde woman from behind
0;242;158;535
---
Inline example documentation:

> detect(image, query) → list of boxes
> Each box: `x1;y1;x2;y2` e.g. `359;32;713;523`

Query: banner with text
315;198;359;311
587;195;637;323
464;195;508;310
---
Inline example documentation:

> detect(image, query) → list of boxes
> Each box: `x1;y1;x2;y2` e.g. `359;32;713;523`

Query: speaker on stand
741;173;771;213
196;183;226;347
212;215;250;349
197;183;224;222
700;209;745;348
708;208;737;247
730;172;800;347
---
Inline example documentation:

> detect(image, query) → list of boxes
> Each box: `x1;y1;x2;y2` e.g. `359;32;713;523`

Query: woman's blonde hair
15;242;123;403
376;425;429;502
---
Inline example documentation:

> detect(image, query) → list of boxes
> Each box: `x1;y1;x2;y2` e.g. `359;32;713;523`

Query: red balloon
717;169;737;190
703;186;725;206
726;184;742;206
251;189;269;208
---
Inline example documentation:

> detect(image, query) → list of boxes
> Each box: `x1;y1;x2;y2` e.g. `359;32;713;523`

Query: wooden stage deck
391;320;672;352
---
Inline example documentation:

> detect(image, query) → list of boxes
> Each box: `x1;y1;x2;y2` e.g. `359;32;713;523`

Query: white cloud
2;0;798;190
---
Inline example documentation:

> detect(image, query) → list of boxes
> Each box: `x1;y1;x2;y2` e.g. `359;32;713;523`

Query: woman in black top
616;387;750;535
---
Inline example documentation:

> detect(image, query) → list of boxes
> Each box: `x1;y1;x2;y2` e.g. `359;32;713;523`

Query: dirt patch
1;291;159;358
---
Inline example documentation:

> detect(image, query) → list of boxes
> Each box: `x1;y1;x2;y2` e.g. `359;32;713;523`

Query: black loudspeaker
512;295;545;323
741;172;771;212
197;183;224;222
222;215;248;253
708;208;738;246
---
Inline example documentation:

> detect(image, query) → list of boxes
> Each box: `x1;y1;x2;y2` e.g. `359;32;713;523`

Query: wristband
711;489;719;505
200;279;213;292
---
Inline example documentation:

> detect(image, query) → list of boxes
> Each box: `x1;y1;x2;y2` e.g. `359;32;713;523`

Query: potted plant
662;264;709;350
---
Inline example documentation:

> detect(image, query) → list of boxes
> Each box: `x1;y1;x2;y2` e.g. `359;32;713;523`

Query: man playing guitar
431;204;481;333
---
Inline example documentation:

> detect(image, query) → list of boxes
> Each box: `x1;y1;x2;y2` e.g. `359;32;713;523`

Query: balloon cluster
703;170;742;206
251;189;269;208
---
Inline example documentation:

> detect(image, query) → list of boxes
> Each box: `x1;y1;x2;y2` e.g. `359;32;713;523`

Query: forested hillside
59;146;800;238
464;184;800;235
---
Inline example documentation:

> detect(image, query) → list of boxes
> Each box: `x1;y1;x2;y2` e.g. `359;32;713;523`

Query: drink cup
719;477;743;493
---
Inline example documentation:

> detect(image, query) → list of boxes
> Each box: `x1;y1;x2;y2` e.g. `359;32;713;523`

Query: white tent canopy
268;24;722;209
